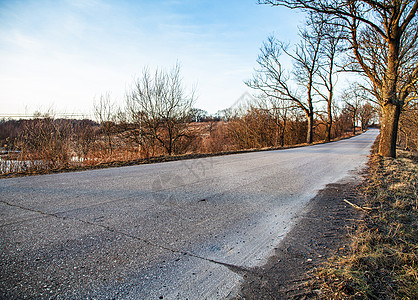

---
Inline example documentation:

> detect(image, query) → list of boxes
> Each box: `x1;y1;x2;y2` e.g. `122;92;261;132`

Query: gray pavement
0;129;379;299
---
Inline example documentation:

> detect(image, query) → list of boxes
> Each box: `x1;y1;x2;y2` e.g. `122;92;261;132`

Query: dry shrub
398;103;418;152
72;119;99;165
17;117;72;171
1;101;362;176
227;108;276;149
227;107;308;149
205;121;229;153
284;118;308;145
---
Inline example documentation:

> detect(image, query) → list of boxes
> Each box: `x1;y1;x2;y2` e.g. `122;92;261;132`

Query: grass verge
311;145;418;299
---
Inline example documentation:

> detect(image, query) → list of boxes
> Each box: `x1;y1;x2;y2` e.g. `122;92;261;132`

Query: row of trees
1;59;370;174
0;117;100;173
246;14;341;144
0;105;363;175
91;62;375;159
227;93;377;150
257;0;418;157
0;65;199;174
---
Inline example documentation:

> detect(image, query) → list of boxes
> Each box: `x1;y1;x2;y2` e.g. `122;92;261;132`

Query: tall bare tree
127;64;195;155
94;92;116;156
256;95;290;146
246;18;323;144
341;85;364;134
313;16;343;141
358;102;378;131
259;0;418;157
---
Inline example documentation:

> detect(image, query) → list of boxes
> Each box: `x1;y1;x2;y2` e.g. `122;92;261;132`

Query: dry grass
0;126;359;178
311;147;418;299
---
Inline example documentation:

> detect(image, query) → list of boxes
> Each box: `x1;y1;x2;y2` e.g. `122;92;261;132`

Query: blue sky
0;0;304;117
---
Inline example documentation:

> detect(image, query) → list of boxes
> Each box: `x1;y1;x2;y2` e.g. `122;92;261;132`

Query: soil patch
234;178;366;299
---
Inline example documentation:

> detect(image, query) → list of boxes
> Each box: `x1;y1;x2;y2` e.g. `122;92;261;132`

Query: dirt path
234;178;365;299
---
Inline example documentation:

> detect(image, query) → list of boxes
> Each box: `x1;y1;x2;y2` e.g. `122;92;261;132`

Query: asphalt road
0;129;379;299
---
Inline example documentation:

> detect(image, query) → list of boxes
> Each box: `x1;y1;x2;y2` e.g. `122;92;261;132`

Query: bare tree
256;95;289;147
18;114;72;170
313;15;343;141
127;64;196;155
94;93;116;156
246;18;323;144
341;85;364;134
73;119;98;163
190;108;209;122
259;0;418;157
358;102;377;131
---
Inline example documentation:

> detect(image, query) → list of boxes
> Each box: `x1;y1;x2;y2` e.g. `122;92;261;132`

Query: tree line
0;59;412;175
0;62;377;175
257;0;418;157
1;0;417;174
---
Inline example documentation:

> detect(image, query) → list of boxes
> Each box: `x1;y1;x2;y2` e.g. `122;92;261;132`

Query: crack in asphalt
0;199;251;275
0;214;50;228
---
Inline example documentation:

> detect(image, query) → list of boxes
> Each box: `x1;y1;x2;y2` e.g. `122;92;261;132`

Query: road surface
0;129;379;299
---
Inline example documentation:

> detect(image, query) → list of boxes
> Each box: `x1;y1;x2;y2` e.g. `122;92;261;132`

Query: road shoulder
234;177;365;299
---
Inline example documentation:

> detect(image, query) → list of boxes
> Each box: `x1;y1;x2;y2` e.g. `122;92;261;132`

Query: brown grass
0;122;359;178
311;145;418;299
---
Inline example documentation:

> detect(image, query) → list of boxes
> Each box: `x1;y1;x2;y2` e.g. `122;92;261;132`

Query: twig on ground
343;199;371;213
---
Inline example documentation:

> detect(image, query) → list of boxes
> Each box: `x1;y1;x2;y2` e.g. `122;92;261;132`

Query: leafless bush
94;93;117;157
126;64;196;155
398;103;418;152
72;119;99;165
16;116;72;171
205;121;230;153
228;107;277;149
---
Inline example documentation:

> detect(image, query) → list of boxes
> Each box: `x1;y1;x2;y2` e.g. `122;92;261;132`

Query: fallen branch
343;199;369;213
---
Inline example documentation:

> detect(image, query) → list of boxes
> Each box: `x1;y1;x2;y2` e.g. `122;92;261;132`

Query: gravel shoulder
235;177;365;299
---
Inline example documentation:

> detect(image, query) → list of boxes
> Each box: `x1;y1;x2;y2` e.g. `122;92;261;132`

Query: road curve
0;129;379;299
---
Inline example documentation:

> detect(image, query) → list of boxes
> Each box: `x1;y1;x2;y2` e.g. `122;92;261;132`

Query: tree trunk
306;113;314;144
352;116;356;134
379;37;401;158
379;103;401;158
281;117;287;147
325;62;334;143
325;102;332;142
325;123;331;142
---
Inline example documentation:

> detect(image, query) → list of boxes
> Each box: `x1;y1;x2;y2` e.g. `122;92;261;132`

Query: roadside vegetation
246;2;418;296
0;106;365;177
3;1;417;176
258;0;418;158
0;61;378;177
311;143;418;299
